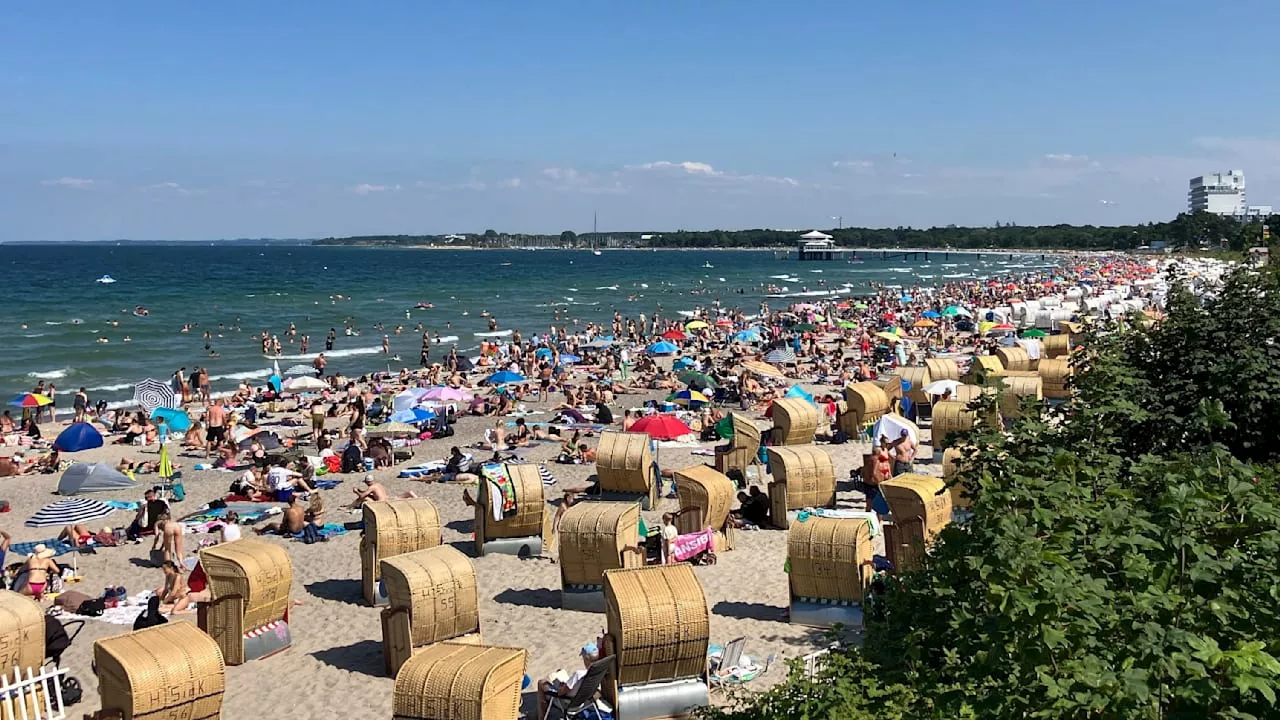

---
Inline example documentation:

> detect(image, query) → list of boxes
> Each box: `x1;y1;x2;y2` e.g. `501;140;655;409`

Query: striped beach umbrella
764;348;797;364
133;378;177;412
26;497;117;528
8;393;52;408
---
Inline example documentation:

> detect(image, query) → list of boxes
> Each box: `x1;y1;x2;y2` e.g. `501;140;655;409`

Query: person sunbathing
256;495;306;535
346;475;412;508
57;523;105;548
23;546;60;601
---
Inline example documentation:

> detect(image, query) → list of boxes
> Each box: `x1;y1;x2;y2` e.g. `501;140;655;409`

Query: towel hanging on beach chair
481;463;517;522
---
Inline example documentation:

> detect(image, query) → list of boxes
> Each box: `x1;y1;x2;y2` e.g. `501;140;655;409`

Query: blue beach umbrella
921;310;941;319
150;407;192;433
733;329;763;343
534;348;553;359
673;357;696;370
558;353;581;364
784;385;815;403
486;370;526;385
899;295;914;303
647;340;678;355
53;422;104;452
268;374;283;393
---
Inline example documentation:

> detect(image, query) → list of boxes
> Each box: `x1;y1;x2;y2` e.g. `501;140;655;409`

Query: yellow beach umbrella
914;319;937;328
685;320;709;330
876;332;903;344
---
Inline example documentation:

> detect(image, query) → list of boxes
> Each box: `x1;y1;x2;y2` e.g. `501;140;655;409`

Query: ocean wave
271;345;382;360
87;382;133;392
28;368;71;380
208;368;273;382
22;333;45;338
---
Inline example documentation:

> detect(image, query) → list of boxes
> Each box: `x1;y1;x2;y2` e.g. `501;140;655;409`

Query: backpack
341;444;363;473
76;597;106;617
830;429;849;445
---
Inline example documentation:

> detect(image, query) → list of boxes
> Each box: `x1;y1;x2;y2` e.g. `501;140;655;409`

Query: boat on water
592;250;602;256
96;275;117;284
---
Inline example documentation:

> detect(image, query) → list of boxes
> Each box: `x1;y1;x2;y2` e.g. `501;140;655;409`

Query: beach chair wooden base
560;584;606;613
242;620;292;662
477;535;543;557
614;678;709;720
790;598;864;629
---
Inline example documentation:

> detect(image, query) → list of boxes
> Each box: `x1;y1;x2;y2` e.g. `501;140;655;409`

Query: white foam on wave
22;333;45;338
87;382;133;392
272;345;383;361
434;335;459;343
45;321;63;326
208;368;273;382
28;368;70;380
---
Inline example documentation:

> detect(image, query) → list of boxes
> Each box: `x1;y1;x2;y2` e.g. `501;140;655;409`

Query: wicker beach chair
392;642;527;720
93;622;225;720
593;431;659;510
765;446;836;528
361;497;442;605
475;463;551;557
557;502;645;612
713;413;761;476
770;398;819;446
673;465;736;552
197;539;293;665
880;473;952;571
381;545;481;677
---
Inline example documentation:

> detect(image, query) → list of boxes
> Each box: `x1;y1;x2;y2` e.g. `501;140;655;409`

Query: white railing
801;643;840;679
0;665;68;720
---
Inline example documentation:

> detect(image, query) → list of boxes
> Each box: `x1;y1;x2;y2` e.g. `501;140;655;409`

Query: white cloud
632;160;722;176
41;177;93;188
348;183;401;195
832;160;874;170
1043;153;1088;162
540;167;580;182
629;160;798;186
142;181;205;196
497;177;522;188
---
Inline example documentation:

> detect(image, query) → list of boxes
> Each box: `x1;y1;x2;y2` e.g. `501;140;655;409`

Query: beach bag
172;482;186;501
341;444;363;473
76;597;106;617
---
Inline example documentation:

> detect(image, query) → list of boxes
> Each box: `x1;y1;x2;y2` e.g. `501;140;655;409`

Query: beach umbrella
158;444;175;480
26;498;117;528
150;407;192;432
455;356;475;371
998;336;1019;346
923;379;961;396
921;310;941;319
486;370;525;385
133;378;177;412
53;422;104;452
854;302;869;310
283;376;328;392
837;321;857;329
764;348;797;364
558;353;581;364
913;319;937;328
684;320;709;330
942;305;972;317
368;422;420;437
583;339;614;349
422;386;471;402
672;357;696;370
237;431;282;451
875;332;903;344
1021;328;1047;338
389;407;435;424
714;416;735;439
660;329;687;341
667;389;710;408
741;360;785;377
534;348;553;360
630;414;693;440
899;295;913;303
792;323;817;333
646;340;679;355
732;329;762;343
8;393;51;408
56;463;135;495
267;374;283;393
868;413;920;446
677;370;717;390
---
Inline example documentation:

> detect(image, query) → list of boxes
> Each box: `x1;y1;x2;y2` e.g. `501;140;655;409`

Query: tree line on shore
313;211;1277;252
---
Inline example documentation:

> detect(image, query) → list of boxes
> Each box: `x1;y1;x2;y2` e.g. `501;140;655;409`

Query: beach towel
11;539;77;558
538;465;557;487
398;453;474;478
59;592;161;625
292;523;347;541
313;479;341;490
670;528;715;563
481;463;517;522
105;500;141;512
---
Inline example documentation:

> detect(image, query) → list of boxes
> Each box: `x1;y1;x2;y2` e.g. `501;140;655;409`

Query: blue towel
11;539;77;558
314;479;341;490
106;500;141;511
292;523;347;540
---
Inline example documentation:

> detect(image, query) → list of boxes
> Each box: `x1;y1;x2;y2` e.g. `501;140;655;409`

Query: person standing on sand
43;383;56;423
72;387;89;423
174;367;188;404
197;368;211;404
205;401;226;458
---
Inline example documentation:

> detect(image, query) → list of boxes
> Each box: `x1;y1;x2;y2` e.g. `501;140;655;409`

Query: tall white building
1188;170;1247;216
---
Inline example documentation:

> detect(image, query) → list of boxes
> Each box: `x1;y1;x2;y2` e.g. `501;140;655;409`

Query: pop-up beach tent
57;463;136;495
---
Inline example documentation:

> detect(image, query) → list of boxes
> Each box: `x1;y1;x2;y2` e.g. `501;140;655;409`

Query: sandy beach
4;386;907;719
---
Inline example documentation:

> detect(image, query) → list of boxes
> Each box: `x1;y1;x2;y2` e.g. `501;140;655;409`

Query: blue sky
4;1;1279;241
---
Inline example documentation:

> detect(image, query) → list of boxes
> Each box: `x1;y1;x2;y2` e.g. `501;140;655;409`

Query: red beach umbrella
660;329;687;341
630;414;693;440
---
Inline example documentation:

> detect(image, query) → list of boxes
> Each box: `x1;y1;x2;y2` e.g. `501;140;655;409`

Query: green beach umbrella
1021;328;1047;338
854;302;869;310
837;321;857;329
677;370;717;390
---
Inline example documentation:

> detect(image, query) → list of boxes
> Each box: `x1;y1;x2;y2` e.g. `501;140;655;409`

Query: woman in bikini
23;546;61;601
